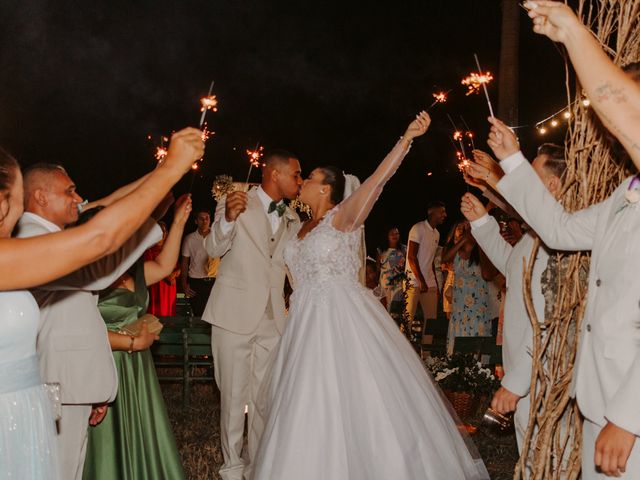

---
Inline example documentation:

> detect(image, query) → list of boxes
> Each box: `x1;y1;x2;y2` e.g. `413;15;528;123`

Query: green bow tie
268;200;286;217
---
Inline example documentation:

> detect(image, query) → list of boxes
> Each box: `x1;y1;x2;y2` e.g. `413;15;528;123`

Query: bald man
17;163;162;480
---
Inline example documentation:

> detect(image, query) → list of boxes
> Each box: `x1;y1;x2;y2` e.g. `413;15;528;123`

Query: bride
251;112;489;479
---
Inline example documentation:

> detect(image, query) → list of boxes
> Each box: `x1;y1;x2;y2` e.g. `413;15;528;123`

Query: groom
202;149;302;480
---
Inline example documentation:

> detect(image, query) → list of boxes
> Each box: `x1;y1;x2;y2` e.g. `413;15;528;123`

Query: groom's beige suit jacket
202;188;300;334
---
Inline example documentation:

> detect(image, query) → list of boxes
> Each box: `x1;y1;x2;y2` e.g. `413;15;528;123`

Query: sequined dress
251;139;489;480
0;290;58;479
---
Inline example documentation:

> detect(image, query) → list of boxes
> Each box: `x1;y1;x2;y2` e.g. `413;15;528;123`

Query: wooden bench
152;316;213;409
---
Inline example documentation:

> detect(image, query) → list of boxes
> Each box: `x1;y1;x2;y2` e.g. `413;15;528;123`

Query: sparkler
459;116;476;150
188;81;218;190
199;80;217;128
154;135;169;163
473;54;495;117
447;114;469;160
155;146;168;162
461;72;494;96
244;144;264;189
428;90;450;109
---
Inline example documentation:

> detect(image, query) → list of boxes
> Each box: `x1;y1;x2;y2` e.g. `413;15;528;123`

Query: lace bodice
285;209;362;289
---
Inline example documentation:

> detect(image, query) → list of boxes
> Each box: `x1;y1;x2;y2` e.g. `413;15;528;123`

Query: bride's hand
404;111;431;141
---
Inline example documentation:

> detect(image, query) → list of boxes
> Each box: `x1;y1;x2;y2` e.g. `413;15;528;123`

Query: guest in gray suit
17;163;164;480
461;144;566;452
468;112;640;479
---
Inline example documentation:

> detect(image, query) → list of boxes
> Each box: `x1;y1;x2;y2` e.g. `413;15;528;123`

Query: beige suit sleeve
497;154;607;251
205;195;237;258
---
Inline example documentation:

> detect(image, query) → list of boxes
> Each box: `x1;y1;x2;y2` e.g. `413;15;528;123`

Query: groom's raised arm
204;195;237;258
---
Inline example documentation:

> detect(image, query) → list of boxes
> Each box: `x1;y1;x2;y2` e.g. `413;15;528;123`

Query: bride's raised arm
332;111;431;232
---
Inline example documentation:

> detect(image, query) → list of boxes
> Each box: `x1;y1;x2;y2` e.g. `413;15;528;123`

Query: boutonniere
616;175;640;214
625;175;640;203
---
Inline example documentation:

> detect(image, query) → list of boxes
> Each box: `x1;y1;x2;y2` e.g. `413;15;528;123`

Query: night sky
0;1;568;251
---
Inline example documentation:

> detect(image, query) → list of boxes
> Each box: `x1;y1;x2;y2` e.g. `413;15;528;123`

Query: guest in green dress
83;195;192;480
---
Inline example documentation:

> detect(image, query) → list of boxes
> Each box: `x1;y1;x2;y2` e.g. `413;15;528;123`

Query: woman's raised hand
404;111;431;140
525;1;583;44
173;194;192;226
162;128;206;175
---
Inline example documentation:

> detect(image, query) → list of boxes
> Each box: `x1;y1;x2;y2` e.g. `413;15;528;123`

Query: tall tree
498;0;520;126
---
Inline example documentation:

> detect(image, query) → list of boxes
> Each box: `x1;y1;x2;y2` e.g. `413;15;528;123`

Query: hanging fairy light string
534;98;590;135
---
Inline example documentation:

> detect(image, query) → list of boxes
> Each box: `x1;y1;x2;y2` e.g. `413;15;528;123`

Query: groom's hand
225;191;248;222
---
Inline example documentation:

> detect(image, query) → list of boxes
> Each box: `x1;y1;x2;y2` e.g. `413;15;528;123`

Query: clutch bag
120;313;164;336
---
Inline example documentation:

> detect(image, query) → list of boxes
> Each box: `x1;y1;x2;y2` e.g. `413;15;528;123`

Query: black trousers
188;277;215;317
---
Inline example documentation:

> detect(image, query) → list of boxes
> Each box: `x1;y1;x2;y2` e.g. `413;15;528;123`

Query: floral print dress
447;252;493;355
378;245;407;310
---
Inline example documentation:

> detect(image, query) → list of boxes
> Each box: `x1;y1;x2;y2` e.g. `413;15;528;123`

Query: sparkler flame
201;125;214;142
246;146;265;167
453;131;463;142
457;156;471;173
432;91;448;104
461;71;494;96
200;95;219;112
155;146;168;162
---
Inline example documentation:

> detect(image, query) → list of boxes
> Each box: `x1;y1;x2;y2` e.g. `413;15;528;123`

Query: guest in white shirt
405;201;446;337
181;209;214;316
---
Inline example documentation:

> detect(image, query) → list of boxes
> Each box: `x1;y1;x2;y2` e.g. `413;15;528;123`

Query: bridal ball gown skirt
252;217;488;480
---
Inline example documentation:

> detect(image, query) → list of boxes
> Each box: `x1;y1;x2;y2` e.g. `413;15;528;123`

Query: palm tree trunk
498;0;520;125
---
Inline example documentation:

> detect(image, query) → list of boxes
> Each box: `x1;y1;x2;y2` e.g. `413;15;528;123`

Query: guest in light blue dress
0;290;59;479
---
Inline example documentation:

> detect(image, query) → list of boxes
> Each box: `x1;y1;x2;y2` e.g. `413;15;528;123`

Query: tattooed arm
526;1;640;170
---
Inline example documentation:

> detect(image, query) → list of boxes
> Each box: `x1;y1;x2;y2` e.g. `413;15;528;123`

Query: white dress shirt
219;186;283;235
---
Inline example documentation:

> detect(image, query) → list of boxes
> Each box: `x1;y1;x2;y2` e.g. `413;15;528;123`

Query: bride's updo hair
318;166;345;205
0;147;19;195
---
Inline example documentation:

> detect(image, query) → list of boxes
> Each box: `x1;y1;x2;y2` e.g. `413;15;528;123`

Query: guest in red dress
144;222;179;316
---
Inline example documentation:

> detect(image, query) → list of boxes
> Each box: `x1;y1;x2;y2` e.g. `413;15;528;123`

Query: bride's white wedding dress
251;139;489;480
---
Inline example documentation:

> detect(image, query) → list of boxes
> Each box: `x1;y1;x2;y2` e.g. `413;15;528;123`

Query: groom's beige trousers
212;314;280;480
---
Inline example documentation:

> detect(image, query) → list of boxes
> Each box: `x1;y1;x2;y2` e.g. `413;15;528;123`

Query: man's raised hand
460;193;487;222
225;191;248;223
487;117;520;161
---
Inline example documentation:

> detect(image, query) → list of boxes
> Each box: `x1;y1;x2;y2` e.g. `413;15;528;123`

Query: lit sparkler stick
428;90;451;109
473;54;495;117
459;116;476;150
199;80;217;128
447;114;468;159
243;143;264;190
